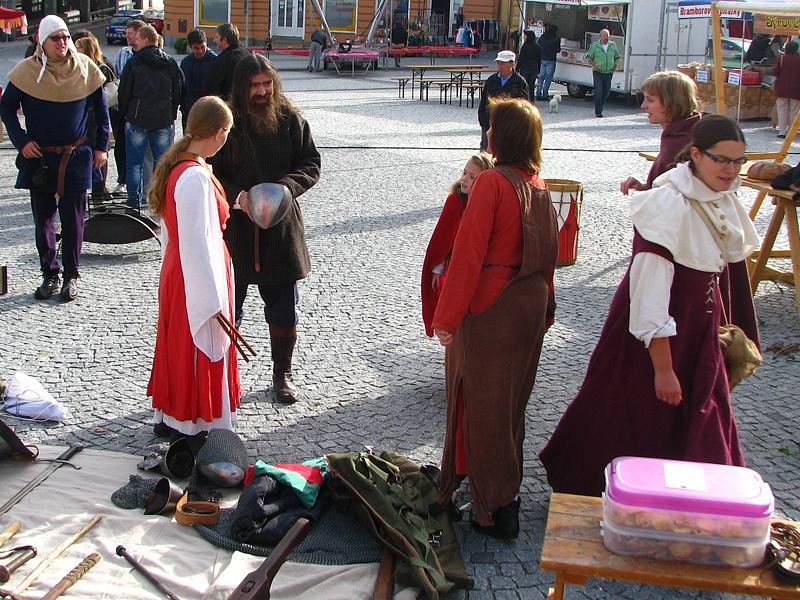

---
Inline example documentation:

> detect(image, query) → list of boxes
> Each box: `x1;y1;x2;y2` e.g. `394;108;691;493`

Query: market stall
0;7;27;36
676;62;775;120
521;0;710;98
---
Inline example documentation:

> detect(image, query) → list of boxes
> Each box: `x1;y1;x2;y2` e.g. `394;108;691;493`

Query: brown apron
437;166;558;526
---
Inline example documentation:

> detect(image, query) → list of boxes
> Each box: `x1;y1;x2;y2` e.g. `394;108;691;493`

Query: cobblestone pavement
0;46;799;599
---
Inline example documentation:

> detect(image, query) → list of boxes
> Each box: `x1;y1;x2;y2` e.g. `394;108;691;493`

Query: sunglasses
48;34;71;43
701;150;748;166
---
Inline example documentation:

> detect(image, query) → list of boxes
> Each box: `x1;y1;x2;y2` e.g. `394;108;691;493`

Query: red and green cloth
245;457;328;508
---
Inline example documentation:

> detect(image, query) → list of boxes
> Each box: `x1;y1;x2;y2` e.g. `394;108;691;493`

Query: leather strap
41;136;87;199
372;549;396;600
175;492;220;526
687;198;731;325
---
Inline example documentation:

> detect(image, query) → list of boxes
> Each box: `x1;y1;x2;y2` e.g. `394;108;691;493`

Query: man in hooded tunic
0;15;109;301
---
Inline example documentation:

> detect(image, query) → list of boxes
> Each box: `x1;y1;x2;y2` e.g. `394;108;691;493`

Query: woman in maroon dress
540;115;760;497
620;70;701;195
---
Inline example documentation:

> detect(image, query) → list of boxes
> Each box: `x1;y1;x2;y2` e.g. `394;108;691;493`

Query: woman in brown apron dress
431;98;558;539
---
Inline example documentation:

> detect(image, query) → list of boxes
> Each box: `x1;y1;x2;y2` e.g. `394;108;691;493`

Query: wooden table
407;64;437;99
441;66;493;103
740;178;800;313
540;493;800;600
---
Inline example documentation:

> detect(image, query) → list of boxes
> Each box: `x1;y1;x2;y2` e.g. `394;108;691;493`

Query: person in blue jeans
118;24;183;208
536;24;560;100
585;29;620;118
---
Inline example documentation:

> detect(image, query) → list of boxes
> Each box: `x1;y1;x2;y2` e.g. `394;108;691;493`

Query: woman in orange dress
147;96;240;445
431;98;558;539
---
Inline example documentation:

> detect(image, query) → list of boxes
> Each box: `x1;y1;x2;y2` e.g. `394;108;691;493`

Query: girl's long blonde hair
450;153;494;198
148;96;233;215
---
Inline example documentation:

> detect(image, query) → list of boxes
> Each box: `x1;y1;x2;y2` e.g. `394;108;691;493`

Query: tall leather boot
269;325;300;404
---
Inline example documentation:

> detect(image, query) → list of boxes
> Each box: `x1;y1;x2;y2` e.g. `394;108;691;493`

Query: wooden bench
390;76;411;99
460;81;483;108
418;77;454;103
540;493;800;600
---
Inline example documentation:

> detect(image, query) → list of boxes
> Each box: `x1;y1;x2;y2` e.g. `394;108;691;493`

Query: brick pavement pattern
0;51;798;599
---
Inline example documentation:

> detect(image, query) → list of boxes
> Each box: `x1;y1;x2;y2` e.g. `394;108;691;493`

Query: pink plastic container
601;457;774;567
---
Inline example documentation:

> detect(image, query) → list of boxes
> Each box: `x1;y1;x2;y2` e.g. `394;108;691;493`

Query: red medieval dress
432;166;558;526
148;156;241;435
421;191;467;337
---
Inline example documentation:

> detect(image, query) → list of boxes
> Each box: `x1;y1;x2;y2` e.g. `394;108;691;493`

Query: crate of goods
726;69;762;86
601;457;773;568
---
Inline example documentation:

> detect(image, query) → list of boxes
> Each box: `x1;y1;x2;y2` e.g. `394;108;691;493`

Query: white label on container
696;70;709;83
663;462;708;492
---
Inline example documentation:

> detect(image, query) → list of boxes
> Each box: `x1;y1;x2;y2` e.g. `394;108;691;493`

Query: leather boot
470;497;520;540
270;325;300;404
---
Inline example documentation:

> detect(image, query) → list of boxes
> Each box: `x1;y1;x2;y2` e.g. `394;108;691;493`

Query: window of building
197;0;229;26
325;0;357;33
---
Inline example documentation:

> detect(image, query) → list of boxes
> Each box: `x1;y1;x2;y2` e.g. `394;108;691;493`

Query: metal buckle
428;530;443;547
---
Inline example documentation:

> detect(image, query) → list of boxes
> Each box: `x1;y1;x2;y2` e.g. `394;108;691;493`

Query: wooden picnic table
540;493;800;600
405;64;493;102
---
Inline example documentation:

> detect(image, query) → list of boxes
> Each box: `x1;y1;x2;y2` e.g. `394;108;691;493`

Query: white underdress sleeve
628;251;677;348
175;166;231;362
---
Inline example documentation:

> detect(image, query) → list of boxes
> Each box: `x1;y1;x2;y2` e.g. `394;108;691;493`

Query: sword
0;446;83;519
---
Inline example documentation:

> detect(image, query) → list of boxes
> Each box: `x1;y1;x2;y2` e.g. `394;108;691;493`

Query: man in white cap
477;50;529;150
0;15;109;302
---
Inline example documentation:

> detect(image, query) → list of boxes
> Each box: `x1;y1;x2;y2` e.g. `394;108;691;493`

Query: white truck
521;0;742;99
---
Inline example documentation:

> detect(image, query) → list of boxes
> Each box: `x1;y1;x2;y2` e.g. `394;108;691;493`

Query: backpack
326;451;473;599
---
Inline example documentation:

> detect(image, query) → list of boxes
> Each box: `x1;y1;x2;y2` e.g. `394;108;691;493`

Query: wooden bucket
544;179;583;267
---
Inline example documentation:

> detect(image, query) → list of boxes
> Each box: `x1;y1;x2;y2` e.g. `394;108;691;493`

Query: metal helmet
245;183;292;230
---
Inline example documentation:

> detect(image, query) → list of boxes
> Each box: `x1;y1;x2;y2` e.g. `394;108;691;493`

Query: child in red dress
421;153;493;336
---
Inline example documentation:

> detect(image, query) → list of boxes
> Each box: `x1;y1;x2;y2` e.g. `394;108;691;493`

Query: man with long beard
210;54;320;405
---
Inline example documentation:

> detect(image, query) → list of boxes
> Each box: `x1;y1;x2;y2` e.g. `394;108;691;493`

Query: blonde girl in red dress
147;96;240;445
421;153;494;337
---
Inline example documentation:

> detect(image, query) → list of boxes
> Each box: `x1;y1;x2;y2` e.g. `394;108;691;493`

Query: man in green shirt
585;29;620;118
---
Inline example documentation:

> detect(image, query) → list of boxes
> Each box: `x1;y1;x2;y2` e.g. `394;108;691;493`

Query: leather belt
175;492;220;526
40;136;88;198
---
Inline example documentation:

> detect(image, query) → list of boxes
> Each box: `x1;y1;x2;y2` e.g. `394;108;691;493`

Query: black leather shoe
273;372;300;404
34;274;60;300
470;498;520;540
60;276;78;301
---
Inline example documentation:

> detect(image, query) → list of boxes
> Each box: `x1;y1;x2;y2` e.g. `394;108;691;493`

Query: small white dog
548;93;562;114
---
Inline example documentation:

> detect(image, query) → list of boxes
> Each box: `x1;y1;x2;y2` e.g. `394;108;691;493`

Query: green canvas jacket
586;40;620;73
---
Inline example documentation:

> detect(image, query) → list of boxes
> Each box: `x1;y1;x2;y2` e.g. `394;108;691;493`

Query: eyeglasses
701;150;748;166
48;34;71;43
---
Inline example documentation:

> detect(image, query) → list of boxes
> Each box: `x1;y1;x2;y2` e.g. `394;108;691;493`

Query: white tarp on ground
713;0;800;16
0;447;416;600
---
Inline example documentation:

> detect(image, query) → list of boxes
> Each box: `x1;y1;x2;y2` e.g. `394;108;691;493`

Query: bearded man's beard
247;94;279;135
